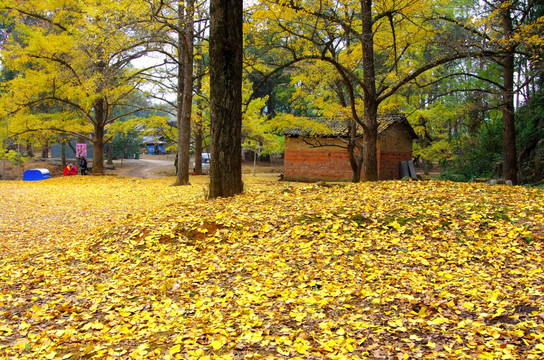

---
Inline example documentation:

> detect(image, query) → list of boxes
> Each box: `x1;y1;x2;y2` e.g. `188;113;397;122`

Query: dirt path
108;158;175;178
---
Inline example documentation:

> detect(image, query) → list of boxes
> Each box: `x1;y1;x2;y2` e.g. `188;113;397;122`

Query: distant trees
426;0;544;183
473;0;543;184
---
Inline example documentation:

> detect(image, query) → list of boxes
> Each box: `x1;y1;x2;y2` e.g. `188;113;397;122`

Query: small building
284;114;418;181
142;135;167;155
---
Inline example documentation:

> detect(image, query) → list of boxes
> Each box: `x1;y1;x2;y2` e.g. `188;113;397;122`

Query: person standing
79;157;88;175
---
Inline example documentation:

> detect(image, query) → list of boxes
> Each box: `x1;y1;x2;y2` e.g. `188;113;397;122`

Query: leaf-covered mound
1;177;544;359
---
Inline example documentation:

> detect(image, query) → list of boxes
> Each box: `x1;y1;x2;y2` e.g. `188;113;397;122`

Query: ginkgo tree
270;59;369;181
246;0;485;181
0;0;162;174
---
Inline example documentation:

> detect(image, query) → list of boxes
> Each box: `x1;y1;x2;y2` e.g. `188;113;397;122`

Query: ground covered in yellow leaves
1;176;544;359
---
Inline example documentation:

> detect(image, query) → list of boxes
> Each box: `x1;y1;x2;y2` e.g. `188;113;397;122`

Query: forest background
0;0;543;185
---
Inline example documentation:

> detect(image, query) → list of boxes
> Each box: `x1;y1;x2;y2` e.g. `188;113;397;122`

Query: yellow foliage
0;176;543;359
0;0;158;154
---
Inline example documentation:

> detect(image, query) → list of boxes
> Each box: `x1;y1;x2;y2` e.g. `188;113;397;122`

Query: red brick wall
378;151;412;180
378;123;413;180
284;137;354;181
284;128;413;182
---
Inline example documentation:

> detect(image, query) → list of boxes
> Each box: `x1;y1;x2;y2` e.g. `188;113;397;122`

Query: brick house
284;114;418;181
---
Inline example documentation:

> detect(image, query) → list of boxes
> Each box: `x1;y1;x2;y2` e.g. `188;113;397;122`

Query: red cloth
70;165;77;175
64;166;70;176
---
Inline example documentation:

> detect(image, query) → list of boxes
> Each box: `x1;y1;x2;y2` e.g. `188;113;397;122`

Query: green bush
439;120;502;182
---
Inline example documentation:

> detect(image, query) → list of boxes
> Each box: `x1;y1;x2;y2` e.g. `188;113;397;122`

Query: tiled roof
285;114;418;139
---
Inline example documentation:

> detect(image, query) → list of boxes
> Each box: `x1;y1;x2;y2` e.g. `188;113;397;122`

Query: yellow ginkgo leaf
210;340;223;350
169;344;181;355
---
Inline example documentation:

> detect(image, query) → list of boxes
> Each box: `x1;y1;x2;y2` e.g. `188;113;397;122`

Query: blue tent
23;169;50;181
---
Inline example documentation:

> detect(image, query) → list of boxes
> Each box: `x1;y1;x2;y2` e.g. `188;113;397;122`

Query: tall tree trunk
92;98;106;175
174;0;194;186
502;4;517;184
209;0;243;197
362;120;378;181
361;0;379;181
193;40;205;175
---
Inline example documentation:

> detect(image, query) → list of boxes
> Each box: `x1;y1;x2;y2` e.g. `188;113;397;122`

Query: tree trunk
362;119;378;181
334;82;363;182
347;141;363;182
61;140;66;168
41;141;48;158
107;142;113;165
346;121;363;182
193;43;205;175
501;4;517;185
173;0;194;186
209;0;243;198
194;120;203;174
26;141;34;157
361;0;379;181
92;98;106;175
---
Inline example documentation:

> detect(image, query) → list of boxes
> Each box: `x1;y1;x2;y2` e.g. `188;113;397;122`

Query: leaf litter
1;176;543;359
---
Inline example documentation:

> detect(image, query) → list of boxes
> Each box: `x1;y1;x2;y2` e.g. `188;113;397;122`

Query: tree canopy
0;0;543;186
0;0;161;173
